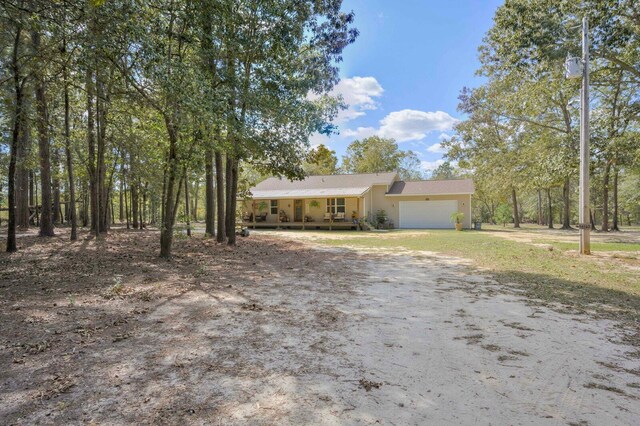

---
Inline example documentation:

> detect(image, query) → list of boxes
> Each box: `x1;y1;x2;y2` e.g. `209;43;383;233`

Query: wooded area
0;0;357;256
444;0;640;229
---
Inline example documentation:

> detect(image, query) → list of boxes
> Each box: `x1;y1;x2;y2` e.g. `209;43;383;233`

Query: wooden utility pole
579;16;591;255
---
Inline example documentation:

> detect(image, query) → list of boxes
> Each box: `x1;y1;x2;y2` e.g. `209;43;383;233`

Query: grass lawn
309;228;640;323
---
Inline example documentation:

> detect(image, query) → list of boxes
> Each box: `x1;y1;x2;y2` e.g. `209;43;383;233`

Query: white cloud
426;143;446;154
420;159;445;172
308;132;332;147
379;110;458;142
329;76;384;124
342;126;377;139
438;132;451;140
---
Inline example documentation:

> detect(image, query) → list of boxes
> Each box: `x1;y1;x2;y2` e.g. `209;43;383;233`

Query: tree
494;203;512;227
342;136;402;174
429;161;458;180
303;144;338;175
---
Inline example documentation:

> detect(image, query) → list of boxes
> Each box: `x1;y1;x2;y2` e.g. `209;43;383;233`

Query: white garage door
399;200;458;229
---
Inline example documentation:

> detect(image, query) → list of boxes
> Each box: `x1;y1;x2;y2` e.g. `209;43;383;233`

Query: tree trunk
602;161;611;232
52;148;61;224
184;169;191;237
131;175;139;229
159;123;179;258
561;177;571;229
511;188;520;228
546;188;554;229
227;158;239;246
7;26;23;252
86;67;98;237
205;144;215;236
119;164;124;222
192;178;199;222
537;189;544;226
32;29;54;237
16;104;30;230
96;75;108;234
612;167;620;231
590;208;597;231
215;150;226;243
225;155;234;240
63;39;77;240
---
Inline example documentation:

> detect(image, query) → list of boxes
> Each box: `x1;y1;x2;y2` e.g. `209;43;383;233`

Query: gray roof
249;172;397;199
386;179;474;196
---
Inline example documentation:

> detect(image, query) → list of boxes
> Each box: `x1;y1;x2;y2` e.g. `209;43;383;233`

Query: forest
0;0;357;256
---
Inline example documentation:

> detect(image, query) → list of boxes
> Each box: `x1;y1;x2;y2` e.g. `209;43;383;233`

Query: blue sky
313;0;504;173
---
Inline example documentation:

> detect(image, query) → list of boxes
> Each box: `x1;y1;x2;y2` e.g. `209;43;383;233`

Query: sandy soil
1;227;638;425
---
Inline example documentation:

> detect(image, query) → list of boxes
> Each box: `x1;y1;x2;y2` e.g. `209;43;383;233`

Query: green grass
540;240;640;252
311;230;640;322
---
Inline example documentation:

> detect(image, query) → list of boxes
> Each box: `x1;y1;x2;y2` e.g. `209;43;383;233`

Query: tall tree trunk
7;26;23;252
612;166;620;231
52;148;61;224
16;104;30;230
86;67;98;237
131;174;139;229
537;189;543;226
124;174;130;230
546;188;553;229
119;173;124;222
511;188;520;228
184;169;191;237
205;144;215;236
561;177;571;229
227;158;239;246
601;161;611;232
96;77;108;234
32;29;54;237
192;178;199;222
215;150;225;243
225;155;234;240
63;38;77;240
160;123;179;258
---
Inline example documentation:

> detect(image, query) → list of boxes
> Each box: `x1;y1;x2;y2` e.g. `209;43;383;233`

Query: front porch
240;220;363;230
242;196;371;230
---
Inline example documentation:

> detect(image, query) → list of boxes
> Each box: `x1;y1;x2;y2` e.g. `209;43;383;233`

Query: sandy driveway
1;229;638;424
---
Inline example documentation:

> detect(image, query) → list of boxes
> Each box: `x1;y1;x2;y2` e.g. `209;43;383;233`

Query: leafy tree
342;136;422;179
429;161;458;180
303;144;338;175
494;203;512;227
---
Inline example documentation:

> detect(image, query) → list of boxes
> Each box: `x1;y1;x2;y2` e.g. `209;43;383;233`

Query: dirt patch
1;226;639;424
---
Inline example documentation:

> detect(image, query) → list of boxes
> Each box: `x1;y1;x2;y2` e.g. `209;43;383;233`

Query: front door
294;199;303;222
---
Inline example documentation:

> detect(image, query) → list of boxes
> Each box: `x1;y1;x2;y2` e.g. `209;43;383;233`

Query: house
241;172;474;229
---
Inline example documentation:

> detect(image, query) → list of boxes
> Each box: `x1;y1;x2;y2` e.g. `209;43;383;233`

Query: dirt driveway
1;228;638;424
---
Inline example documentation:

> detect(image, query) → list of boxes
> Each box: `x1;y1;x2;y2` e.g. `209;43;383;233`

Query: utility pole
579;16;590;255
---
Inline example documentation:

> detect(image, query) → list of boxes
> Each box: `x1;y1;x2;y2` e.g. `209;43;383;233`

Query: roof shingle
386;179;474;196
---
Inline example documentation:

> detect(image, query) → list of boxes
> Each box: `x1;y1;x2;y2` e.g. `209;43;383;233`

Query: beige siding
242;197;365;223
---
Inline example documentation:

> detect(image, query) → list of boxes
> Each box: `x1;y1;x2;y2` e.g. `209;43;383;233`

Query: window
326;198;345;214
270;200;278;214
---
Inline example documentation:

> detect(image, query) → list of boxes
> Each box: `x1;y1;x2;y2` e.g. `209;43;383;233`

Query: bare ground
1;227;639;425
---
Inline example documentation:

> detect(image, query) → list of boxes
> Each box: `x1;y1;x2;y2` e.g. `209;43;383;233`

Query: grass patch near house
310;229;640;322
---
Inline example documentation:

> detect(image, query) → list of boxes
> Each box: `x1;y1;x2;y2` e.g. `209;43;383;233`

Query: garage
399;200;458;229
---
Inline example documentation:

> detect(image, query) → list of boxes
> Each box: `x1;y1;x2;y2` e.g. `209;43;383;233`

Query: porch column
252;201;256;229
302;200;306;230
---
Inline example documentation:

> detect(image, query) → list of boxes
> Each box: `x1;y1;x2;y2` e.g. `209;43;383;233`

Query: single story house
241;172;474;229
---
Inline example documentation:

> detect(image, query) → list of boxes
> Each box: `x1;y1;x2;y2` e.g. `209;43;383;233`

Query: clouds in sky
329;76;384;123
420;159;445;172
377;110;458;142
339;110;458;143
